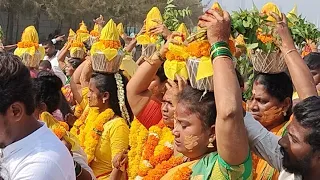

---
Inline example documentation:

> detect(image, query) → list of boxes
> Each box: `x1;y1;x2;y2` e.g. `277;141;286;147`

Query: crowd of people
0;2;320;180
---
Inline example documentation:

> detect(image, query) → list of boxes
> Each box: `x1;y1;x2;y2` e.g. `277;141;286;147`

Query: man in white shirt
0;53;75;180
245;96;320;180
42;39;67;85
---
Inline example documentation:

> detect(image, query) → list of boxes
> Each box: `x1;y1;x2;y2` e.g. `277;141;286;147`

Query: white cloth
244;112;302;180
72;149;96;180
279;171;302;180
0;123;76;180
44;51;67;85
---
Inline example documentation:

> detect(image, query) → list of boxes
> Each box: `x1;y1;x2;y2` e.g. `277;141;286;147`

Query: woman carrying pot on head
160;9;252;179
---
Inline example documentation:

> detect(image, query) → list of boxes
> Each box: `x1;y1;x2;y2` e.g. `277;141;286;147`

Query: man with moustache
246;96;320;180
244;11;320;180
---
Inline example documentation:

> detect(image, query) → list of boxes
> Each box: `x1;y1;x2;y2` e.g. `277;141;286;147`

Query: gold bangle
284;49;297;59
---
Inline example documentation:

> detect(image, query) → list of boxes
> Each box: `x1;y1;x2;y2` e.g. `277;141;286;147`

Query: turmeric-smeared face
249;82;286;128
173;102;213;160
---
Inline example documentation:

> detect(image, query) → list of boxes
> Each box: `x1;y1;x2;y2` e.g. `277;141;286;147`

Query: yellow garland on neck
70;105;90;135
128;120;175;179
70;107;115;163
128;119;148;180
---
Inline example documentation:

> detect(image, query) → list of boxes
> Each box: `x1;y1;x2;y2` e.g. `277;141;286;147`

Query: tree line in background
0;0;203;44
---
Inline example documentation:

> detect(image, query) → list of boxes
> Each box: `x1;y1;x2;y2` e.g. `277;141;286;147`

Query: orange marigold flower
150;146;173;167
187;41;210;58
53;127;65;139
59;121;69;131
165;51;185;61
138;169;149;177
172;167;192;180
90;31;100;37
17;41;39;49
71;41;84;48
228;39;236;55
143;135;160;160
256;31;274;44
100;40;121;49
144;157;184;180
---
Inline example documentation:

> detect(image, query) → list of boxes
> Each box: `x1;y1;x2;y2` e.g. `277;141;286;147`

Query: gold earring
103;98;107;104
207;137;214;148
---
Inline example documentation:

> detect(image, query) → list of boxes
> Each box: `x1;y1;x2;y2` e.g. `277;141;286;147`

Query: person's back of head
39;60;52;71
33;73;63;114
304;52;320;86
304;52;320;71
0;53;36;147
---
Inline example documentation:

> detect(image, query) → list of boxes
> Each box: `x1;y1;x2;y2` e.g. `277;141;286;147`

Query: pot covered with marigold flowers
90;19;124;73
164;23;190;81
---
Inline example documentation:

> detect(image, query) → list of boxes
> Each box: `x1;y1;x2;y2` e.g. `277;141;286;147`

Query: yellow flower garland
128;119;148;180
128;120;175;179
70;107;115;163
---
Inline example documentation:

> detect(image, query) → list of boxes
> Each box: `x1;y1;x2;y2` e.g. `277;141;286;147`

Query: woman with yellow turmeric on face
249;72;294;180
246;3;294;180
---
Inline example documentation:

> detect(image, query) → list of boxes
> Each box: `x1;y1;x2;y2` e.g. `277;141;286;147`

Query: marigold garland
187;40;211;58
70;107;115;163
172;167;192;180
143;156;184;180
74;104;84;118
70;105;90;135
17;41;39;49
128;119;148;180
135;122;175;179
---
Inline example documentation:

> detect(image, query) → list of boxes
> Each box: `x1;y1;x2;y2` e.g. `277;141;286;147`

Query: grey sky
202;0;320;28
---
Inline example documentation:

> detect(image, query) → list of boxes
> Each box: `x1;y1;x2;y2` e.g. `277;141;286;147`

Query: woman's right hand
159;32;182;58
165;75;187;108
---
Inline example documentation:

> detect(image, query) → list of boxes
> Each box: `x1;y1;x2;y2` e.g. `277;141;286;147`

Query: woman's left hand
270;12;296;52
